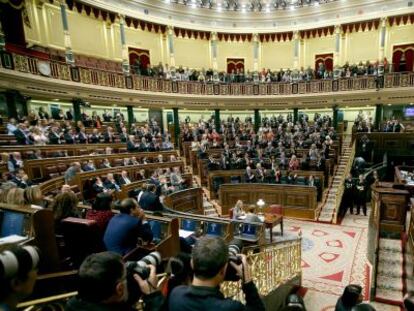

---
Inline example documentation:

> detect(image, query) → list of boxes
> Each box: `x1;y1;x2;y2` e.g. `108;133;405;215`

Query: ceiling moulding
80;0;414;32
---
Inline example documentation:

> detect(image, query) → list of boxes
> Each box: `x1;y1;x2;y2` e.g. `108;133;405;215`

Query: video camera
126;251;161;303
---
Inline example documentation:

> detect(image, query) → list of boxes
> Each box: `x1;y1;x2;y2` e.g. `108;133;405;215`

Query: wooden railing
4;51;414;96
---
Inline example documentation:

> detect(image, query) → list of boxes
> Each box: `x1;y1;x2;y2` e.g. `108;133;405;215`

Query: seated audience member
335;284;363;311
7;153;23;173
76;127;88;144
48;126;62;144
105;147;113;155
6;117;17;135
11;169;32;189
64;162;82;183
103;198;153;255
86;192;114;233
127;135;138;152
23;186;43;207
0;246;40;311
100;159;112;169
82;160;96;172
5;187;25;205
169;237;265;311
89;128;101;144
244;205;262;223
65;252;163;311
139;184;163;212
103;127;115;143
92;177;106;194
64;129;76;144
130;156;139;165
170;167;184;190
13;123;32;145
123;158;131;167
31;127;48;145
118;170;132;186
232;200;245;219
104;173;120;192
51;191;80;234
28;150;43;160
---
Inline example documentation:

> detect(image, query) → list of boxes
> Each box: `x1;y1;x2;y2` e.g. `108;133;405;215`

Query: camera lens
138;251;161;267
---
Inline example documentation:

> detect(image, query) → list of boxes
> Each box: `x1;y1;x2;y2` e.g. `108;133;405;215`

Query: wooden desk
207;169;325;200
395;166;414;195
219;183;318;220
163;187;204;214
371;182;410;235
264;214;283;242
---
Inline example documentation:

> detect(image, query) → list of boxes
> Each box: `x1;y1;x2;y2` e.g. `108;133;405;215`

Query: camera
126;251;161;303
225;240;243;281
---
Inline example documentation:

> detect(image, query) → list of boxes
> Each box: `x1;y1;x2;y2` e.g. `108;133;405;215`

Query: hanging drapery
227;58;244;73
392;44;414;72
315;53;334;72
128;47;150;72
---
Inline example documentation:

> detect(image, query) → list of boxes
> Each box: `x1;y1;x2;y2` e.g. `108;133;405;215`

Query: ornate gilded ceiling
81;0;413;32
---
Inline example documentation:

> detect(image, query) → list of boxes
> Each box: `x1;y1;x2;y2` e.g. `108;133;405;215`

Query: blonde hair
6;187;25;205
24;186;43;205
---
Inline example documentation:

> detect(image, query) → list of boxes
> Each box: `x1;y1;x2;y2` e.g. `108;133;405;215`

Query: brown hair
50;191;79;221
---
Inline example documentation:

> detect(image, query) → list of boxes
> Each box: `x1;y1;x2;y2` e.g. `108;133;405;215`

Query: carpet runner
317;135;354;223
374;238;405;305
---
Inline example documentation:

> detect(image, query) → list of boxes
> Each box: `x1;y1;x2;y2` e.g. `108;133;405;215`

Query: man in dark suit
103;127;115;143
126;135;138;152
103;198;153;255
11;169;32;189
103;173;120;192
48;127;62;144
118;170;132;186
64;129;76;144
138;184;163;212
13;124;32;145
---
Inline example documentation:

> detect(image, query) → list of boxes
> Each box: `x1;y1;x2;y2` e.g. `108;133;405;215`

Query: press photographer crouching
0;246;40;311
169;236;265;311
65;251;164;311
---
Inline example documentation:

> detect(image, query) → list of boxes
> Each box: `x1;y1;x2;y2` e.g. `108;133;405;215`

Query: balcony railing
3;51;414;96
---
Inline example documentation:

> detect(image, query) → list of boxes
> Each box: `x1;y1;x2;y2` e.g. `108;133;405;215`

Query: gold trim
129;50;150;58
393;47;414;53
227;60;245;66
0;0;24;10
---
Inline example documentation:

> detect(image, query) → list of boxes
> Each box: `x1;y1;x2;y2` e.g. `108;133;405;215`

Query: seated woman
86;192;114;233
50;191;80;234
23;186;44;208
232;200;245;219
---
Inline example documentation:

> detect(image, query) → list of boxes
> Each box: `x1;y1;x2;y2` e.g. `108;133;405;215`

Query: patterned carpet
273;213;372;311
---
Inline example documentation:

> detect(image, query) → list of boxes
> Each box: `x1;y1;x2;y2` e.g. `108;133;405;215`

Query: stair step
375;288;404;303
376;275;404;291
377;262;404;278
378;252;404;264
379;239;402;252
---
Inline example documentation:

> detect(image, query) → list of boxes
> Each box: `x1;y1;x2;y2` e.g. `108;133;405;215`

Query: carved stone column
58;0;74;65
119;15;130;75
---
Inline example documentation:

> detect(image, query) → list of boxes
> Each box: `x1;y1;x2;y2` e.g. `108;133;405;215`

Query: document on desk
179;229;194;239
0;235;28;245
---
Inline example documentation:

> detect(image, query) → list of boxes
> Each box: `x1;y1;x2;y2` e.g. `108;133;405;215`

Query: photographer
0;246;40;311
65;252;163;311
169;237;265;311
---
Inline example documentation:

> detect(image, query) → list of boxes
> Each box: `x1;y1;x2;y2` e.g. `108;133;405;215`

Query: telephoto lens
225;240;243;281
126;251;162;303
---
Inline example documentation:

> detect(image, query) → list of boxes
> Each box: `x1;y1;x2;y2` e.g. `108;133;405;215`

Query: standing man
342;173;355;216
355;174;368;216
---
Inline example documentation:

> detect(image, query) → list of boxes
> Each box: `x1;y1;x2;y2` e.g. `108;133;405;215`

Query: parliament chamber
0;0;413;310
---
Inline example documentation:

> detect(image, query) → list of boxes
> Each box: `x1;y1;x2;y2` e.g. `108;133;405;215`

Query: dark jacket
169;282;265;311
103;213;153;255
139;191;163;212
65;292;164;311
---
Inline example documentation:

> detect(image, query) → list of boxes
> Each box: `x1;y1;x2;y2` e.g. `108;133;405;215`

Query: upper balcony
1;51;414;109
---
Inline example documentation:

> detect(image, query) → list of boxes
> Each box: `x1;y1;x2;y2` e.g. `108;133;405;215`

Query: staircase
375;238;405;305
317;136;354;223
